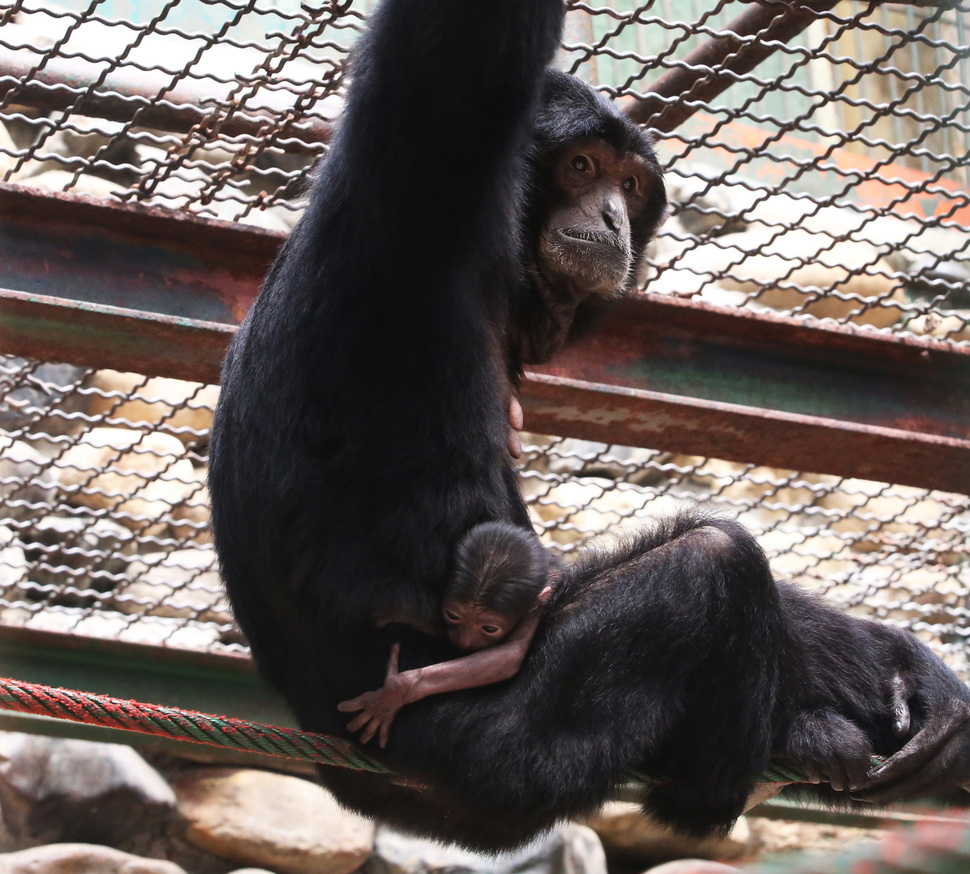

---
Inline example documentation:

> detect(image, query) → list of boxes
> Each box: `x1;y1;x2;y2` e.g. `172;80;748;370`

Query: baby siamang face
442;600;517;652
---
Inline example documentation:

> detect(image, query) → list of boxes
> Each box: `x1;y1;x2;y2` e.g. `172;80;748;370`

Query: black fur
776;584;970;806
209;0;780;850
451;521;550;619
209;0;970;852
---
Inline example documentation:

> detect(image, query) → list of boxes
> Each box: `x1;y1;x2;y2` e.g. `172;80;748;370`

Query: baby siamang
209;0;970;852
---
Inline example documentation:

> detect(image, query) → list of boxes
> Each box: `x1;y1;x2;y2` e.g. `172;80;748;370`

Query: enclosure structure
0;0;967;810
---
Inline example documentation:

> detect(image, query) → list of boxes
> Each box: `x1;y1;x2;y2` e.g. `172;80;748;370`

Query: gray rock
0;843;187;874
365;822;607;874
0;735;175;846
113;546;229;624
0;359;87;438
907;254;970;306
174;767;373;874
16;515;135;601
0;527;27;590
0;439;55;523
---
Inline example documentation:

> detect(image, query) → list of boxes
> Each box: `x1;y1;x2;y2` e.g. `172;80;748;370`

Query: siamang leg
572;512;782;835
309;511;782;849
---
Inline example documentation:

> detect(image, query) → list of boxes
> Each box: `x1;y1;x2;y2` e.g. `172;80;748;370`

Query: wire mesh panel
0;1;968;674
1;0;967;340
1;353;968;678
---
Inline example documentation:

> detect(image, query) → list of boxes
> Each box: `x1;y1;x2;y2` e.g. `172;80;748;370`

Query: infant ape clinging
337;521;555;747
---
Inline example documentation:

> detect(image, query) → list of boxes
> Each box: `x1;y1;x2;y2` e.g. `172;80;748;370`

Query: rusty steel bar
628;0;840;131
0;184;968;494
0;288;232;385
0;48;333;149
0;183;278;325
629;0;963;131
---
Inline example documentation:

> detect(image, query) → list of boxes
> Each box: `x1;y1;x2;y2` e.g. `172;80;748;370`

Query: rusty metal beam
628;0;840;132
0;183;278;326
1;184;968;494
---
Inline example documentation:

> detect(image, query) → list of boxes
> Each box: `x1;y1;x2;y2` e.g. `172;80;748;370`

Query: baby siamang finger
347;711;371;733
360;717;381;745
337;697;365;712
386;643;400;679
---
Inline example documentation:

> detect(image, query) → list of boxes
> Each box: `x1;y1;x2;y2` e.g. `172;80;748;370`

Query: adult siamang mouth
557;228;622;249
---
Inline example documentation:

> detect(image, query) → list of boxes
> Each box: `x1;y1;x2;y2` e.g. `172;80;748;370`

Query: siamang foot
853;697;970;803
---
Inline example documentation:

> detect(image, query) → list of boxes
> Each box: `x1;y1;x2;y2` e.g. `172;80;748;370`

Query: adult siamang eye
623;177;637;192
571;155;591;172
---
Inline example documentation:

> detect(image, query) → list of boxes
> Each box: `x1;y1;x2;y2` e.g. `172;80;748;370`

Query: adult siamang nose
602;197;624;235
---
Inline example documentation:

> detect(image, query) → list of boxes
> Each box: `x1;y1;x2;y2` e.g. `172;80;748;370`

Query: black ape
209;0;780;849
209;0;970;853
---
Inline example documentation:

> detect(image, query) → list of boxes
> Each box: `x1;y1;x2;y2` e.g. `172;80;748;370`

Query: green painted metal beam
1;183;968;494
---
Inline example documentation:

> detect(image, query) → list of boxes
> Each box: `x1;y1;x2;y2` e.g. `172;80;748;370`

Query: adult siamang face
529;70;667;298
538;136;662;295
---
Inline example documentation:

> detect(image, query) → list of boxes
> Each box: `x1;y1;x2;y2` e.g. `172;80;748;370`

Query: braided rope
0;676;881;786
0;676;389;773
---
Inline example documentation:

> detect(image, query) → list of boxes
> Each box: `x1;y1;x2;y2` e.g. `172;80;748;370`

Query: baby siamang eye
482;625;500;634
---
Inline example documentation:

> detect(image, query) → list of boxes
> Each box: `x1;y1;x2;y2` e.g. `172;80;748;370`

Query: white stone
367;822;606;874
50;428;201;537
0;843;186;874
82;371;219;456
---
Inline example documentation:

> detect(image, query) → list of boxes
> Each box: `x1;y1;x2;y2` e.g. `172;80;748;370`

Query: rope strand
0;675;857;784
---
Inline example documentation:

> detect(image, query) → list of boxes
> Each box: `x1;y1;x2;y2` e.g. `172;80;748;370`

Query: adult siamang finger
890;675;912;738
337;698;364;712
862;710;963;788
509;395;523;430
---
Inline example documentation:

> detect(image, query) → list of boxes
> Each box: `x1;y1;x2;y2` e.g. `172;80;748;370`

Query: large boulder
173;768;373;874
586;802;750;865
0;735;175;847
0;843;187;874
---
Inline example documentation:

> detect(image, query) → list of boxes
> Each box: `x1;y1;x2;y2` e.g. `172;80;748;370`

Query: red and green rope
0;675;389;773
0;675;858;784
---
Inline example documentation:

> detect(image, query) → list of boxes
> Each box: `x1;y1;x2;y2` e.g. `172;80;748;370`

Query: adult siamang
209;0;970;853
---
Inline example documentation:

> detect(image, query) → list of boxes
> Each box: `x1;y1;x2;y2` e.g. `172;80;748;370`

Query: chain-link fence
0;1;968;676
